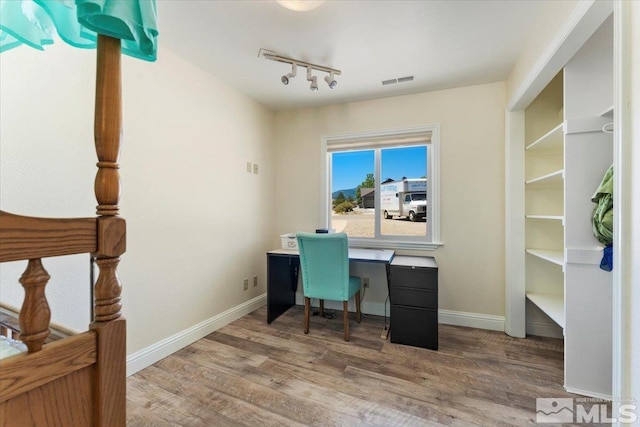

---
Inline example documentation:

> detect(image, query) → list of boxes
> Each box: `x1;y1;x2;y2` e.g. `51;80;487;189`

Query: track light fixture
307;67;318;92
281;63;297;85
276;0;325;12
260;49;341;93
324;72;337;89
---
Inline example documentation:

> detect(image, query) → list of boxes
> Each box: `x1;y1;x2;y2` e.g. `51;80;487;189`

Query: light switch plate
246;161;252;173
253;163;259;174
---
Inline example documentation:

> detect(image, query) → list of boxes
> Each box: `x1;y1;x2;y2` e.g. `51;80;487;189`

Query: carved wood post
18;259;51;352
93;34;124;321
92;34;126;427
94;257;122;321
94;40;122;218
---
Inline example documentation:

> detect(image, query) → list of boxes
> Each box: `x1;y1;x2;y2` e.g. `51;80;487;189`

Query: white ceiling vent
382;76;414;86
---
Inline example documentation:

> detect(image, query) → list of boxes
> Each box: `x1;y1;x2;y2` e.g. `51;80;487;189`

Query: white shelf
525;215;564;221
526;292;565;328
526;249;564;266
525;169;564;186
599;105;614;117
565;116;613;134
525;123;563;152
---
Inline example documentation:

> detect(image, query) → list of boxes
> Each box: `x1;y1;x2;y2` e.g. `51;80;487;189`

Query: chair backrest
296;232;350;301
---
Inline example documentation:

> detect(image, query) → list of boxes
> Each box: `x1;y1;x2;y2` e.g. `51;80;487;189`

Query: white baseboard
295;295;505;332
564;386;612;400
295;294;390;318
126;294;266;376
438;309;505;332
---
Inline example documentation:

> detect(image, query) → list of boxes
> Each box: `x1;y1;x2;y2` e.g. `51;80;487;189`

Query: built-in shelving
525;123;564;151
526;292;565;328
599;105;614;117
526;249;564;266
510;11;614;398
525;169;564;186
525;215;564;222
523;71;565;342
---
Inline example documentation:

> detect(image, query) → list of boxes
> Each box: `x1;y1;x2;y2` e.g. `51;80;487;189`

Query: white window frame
321;124;442;250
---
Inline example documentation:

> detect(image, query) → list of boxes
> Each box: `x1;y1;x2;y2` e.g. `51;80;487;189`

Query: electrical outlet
363;277;370;288
253;276;258;287
253;163;259;174
243;278;249;290
246;161;252;173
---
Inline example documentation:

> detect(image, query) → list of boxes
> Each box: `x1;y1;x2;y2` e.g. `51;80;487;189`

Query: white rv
380;178;427;221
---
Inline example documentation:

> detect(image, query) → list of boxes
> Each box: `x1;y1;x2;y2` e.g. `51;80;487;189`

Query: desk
266;248;394;323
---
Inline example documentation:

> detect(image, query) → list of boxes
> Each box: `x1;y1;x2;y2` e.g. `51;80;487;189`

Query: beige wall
0;41;507;359
0;43;275;355
506;0;583;107
507;1;614;111
274;82;507;317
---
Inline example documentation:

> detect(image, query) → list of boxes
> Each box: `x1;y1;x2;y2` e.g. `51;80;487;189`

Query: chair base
304;290;361;341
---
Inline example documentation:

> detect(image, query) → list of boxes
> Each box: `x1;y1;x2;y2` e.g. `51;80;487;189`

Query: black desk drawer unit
389;256;438;350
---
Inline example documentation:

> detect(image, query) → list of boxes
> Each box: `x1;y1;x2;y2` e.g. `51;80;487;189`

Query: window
321;125;441;250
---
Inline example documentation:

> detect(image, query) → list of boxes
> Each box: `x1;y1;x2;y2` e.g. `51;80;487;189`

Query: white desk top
268;248;395;263
348;248;395;263
391;255;438;268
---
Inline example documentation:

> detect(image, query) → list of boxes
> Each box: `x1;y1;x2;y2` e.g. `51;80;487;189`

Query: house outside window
360;188;375;208
321;125;441;250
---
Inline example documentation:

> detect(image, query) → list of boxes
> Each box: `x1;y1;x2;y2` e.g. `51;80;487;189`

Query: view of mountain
332;188;357;200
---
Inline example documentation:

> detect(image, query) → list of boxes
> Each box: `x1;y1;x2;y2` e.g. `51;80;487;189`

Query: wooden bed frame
0;35;126;427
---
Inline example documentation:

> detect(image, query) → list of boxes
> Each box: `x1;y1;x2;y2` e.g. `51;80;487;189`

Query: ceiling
158;1;545;111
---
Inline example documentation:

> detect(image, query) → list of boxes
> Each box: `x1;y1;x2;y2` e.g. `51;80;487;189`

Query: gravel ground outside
331;208;427;238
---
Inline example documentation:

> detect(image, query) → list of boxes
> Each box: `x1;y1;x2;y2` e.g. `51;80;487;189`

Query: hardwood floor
126;306;583;426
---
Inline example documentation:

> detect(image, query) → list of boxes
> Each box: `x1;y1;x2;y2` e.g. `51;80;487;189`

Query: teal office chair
296;232;361;341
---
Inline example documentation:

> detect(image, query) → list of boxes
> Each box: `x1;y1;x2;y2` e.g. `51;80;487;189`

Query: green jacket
592;165;613;246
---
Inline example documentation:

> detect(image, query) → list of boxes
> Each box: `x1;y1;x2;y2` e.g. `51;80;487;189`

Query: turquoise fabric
296;232;361;302
0;0;158;61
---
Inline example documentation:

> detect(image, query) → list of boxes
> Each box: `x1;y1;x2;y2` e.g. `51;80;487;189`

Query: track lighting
307;67;318;92
276;0;325;12
260;49;340;93
324;72;337;89
281;63;297;85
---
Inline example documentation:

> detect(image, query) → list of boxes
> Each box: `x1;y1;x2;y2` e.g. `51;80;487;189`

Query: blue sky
332;146;427;191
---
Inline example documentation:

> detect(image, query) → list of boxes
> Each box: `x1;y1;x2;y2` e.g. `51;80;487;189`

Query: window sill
348;238;444;251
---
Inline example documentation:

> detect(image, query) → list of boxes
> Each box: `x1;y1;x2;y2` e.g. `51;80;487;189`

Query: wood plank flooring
126;306;586;426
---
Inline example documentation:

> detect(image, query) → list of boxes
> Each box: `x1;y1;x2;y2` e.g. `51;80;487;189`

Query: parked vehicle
380;178;427;221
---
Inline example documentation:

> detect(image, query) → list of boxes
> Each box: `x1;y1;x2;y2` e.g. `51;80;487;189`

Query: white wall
0;42;275;355
274;82;507;321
